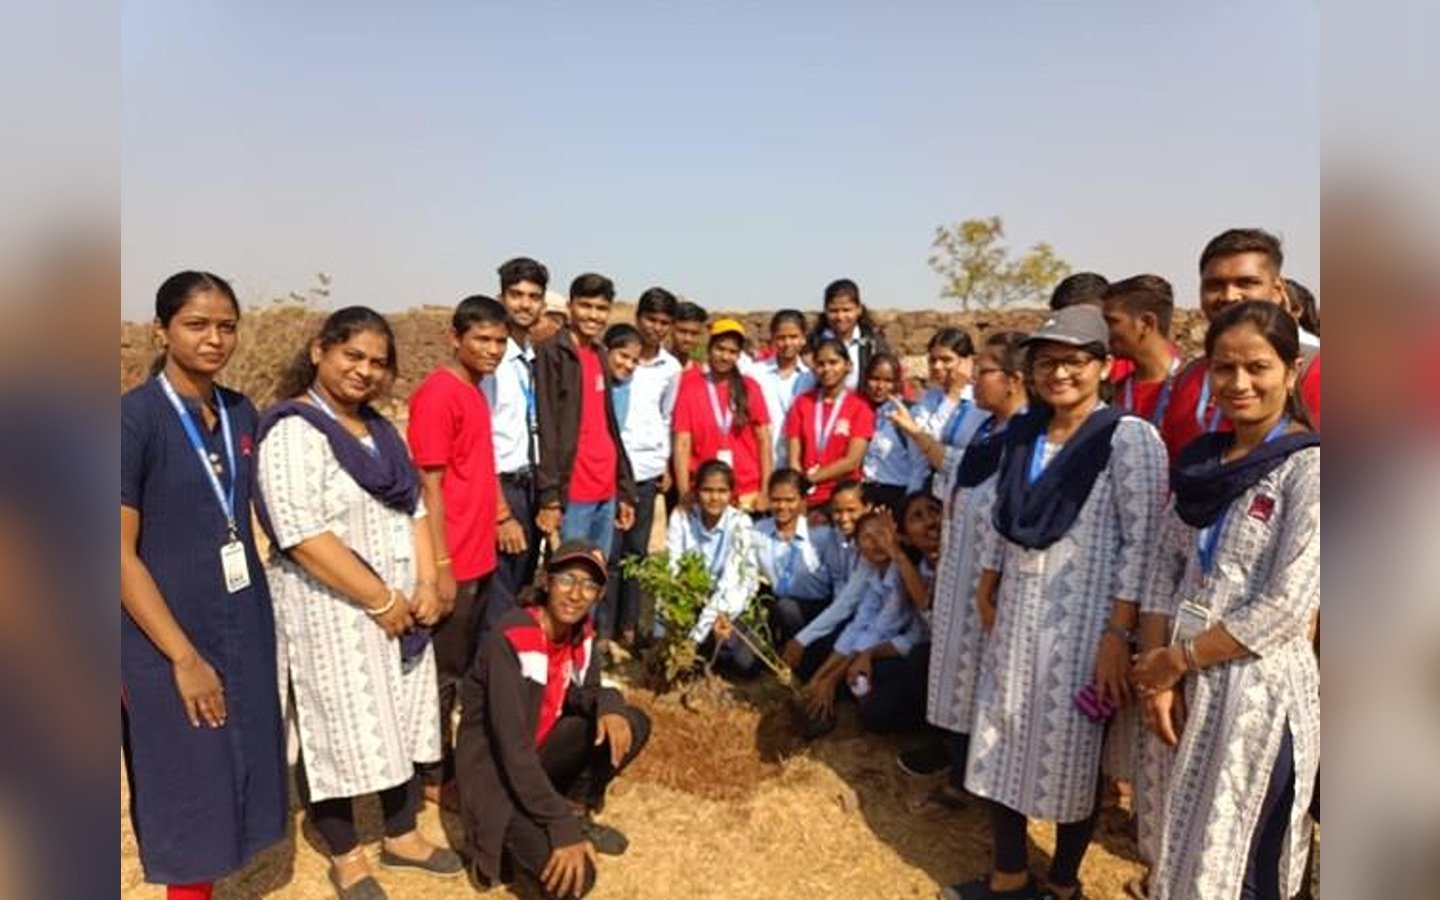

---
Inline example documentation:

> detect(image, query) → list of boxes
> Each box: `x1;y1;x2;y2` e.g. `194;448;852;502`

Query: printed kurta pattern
965;416;1167;823
258;416;441;803
1144;448;1320;900
926;475;998;734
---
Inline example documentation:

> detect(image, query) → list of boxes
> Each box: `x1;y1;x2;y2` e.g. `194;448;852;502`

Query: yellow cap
709;317;747;340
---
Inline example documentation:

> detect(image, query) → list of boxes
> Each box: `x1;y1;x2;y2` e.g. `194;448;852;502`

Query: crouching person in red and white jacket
455;540;651;899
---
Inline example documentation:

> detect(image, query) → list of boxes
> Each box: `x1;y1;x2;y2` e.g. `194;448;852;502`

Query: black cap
545;539;608;586
1022;305;1110;352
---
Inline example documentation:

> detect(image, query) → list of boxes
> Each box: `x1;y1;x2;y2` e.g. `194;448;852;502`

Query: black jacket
533;329;637;509
455;607;624;883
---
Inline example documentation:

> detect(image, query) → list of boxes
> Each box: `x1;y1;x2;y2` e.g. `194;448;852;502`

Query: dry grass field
120;677;1149;899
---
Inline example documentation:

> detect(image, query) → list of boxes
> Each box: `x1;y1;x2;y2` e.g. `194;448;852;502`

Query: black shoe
897;739;949;776
582;818;629;856
939;874;1047;900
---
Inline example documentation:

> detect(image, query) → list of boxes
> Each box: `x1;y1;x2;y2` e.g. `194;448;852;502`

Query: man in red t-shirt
1102;275;1181;426
1160;227;1321;458
534;274;637;556
407;294;512;798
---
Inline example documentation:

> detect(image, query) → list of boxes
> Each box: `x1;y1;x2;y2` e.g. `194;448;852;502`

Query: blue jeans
562;497;616;555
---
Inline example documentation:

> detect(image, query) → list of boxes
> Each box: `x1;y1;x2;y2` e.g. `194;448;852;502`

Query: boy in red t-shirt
407;294;513;799
534;274;637;555
1102;275;1182;427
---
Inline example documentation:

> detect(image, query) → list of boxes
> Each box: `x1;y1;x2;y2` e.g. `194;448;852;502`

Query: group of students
120;225;1320;900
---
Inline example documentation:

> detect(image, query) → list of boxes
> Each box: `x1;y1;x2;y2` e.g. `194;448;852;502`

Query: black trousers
697;623;765;679
427;576;487;783
310;775;419;856
503;707;651;898
857;645;930;734
488;473;539;631
989;782;1102;889
600;477;659;641
1242;726;1296;900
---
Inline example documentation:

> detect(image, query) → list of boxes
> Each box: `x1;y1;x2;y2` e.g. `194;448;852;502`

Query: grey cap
545;539;608;586
1022;305;1110;352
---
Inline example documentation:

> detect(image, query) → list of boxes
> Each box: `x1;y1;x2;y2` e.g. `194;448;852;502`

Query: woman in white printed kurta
260;414;441;801
964;415;1167;822
1141;461;1320;900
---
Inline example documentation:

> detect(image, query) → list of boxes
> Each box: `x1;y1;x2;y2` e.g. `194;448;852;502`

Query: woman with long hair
121;272;287;900
256;307;462;895
808;278;890;391
1132;301;1320;900
784;337;875;512
671;319;773;511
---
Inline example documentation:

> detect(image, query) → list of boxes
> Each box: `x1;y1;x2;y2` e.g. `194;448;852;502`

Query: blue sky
122;1;1318;318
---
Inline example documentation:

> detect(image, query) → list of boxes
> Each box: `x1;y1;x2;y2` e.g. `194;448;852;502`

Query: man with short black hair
670;300;708;370
534;274;637;554
482;257;549;628
1048;272;1111;310
1102;275;1180;426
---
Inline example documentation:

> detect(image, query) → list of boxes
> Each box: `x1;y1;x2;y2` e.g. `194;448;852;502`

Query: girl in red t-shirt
784;337;875;511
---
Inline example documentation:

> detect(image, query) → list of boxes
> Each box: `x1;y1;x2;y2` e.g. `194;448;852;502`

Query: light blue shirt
620;349;680;482
796;559;884;648
908;386;990;494
753;517;837;602
834;559;929;656
480;336;536;474
665;505;759;642
750;357;814;470
864;399;916;487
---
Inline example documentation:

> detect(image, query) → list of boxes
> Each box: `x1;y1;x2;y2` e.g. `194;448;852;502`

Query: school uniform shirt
784;389;876;506
407;368;499;581
665;505;761;642
819;325;889;392
481;336;536;475
964;415;1167;823
672;367;771;496
753;517;838;602
121;380;286;884
258;416;440;802
752;357;815;469
907;386;989;495
1142;448;1320;900
568;344;621;503
623;349;682;482
864;398;917;487
795;559;882;648
834;560;929;656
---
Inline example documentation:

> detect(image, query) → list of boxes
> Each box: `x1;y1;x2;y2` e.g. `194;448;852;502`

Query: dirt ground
120;676;1150;900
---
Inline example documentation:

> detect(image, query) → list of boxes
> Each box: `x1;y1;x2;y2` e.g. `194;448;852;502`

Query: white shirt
908;386;989;494
665;505;760;642
751;357;814;470
480;336;535;475
622;348;682;482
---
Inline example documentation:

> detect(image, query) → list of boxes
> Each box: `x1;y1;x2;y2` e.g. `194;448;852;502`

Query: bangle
497;515;514;526
1103;622;1132;643
436;555;451;566
366;587;399;618
1180;638;1200;672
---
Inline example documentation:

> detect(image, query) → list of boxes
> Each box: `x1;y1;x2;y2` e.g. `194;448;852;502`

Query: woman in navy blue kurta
120;272;286;896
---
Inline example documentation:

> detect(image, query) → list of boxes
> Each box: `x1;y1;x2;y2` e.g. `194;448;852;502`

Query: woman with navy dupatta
946;306;1168;900
1133;302;1320;900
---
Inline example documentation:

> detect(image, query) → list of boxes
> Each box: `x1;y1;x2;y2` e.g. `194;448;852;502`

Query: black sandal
940;873;1047;899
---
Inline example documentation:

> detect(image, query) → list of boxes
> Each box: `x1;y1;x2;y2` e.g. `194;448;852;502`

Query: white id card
1171;599;1210;642
392;518;414;568
716;448;735;467
221;540;251;593
1017;548;1045;576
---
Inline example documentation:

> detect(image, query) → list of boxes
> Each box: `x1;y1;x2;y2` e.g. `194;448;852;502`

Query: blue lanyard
969;415;997;446
941;398;972;446
308;388;379;457
1196;418;1291;576
770;534;800;596
515;353;536;425
1195;373;1223;434
1027;435;1049;485
704;375;734;436
695;514;729;576
158;374;238;538
1122;357;1180;426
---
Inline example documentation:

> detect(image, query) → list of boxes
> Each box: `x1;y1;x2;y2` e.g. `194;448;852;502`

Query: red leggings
167;884;213;900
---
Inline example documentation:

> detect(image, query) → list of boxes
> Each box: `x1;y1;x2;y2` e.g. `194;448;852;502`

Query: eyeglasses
1032;354;1098;377
551;571;603;598
974;366;1008;377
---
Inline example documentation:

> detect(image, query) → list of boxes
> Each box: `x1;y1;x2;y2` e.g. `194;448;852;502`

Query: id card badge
392;518;414;570
220;540;251;593
1171;599;1210;642
716;448;735;467
1017;548;1045;576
